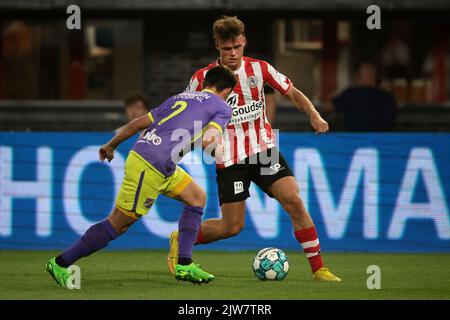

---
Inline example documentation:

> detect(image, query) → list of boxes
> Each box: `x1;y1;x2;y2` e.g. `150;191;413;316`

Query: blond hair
213;15;245;42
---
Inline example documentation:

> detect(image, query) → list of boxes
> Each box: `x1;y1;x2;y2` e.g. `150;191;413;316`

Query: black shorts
216;147;294;205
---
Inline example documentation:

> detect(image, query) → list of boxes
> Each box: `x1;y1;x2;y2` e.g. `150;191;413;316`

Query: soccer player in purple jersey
45;65;236;287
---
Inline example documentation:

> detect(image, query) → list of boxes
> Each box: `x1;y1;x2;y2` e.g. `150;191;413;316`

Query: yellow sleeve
147;111;154;123
207;121;223;134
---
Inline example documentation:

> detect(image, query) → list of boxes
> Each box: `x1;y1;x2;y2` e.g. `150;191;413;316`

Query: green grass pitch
0;250;449;300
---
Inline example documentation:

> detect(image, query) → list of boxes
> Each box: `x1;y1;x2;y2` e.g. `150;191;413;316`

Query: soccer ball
252;247;289;280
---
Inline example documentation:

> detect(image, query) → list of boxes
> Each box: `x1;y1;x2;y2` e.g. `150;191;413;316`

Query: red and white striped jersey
187;56;293;167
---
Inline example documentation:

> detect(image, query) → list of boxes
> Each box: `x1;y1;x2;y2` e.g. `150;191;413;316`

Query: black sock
55;255;69;268
178;257;193;265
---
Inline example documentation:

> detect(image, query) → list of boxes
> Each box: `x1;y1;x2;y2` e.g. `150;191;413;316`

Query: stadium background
0;0;450;300
1;132;449;252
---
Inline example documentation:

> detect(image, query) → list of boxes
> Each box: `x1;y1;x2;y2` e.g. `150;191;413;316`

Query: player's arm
99;113;151;162
186;71;203;92
286;86;329;134
202;124;224;159
263;61;328;133
264;85;277;125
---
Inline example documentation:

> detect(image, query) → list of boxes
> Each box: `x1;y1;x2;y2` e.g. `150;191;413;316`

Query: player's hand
214;143;224;160
99;145;115;162
310;114;329;134
209;135;224;157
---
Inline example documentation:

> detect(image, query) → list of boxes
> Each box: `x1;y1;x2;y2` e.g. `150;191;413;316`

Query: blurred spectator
3;21;37;99
329;62;397;132
115;92;151;133
380;25;412;103
381;33;411;82
264;85;277;125
124;92;151;121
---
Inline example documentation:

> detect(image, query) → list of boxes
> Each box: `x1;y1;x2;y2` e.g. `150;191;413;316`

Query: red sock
294;226;324;273
195;227;207;245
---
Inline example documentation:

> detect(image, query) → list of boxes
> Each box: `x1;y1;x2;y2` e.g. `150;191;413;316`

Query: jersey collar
216;57;245;74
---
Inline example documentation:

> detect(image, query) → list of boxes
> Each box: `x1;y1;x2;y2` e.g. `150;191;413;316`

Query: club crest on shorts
247;76;258;88
234;181;244;194
143;197;154;209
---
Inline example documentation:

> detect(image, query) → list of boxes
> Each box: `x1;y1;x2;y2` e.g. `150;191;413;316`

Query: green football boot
45;257;70;288
175;263;215;284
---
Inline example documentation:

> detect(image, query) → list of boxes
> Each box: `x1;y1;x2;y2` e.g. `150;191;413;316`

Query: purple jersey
132;91;231;176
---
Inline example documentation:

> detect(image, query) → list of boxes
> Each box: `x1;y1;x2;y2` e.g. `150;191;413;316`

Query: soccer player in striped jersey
168;16;341;282
45;65;236;287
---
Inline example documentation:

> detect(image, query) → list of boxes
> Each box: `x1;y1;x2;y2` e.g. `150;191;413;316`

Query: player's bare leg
195;201;246;244
108;207;139;235
267;176;313;230
268;176;341;282
173;179;206;208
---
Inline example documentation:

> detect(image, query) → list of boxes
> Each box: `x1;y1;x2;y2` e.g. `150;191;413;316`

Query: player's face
126;101;148;121
216;35;246;71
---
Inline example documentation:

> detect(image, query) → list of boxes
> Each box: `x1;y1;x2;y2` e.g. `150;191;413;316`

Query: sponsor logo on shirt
142;128;162;145
230;100;264;125
226;93;239;107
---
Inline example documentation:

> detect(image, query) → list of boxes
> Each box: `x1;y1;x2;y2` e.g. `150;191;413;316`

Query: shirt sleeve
208;103;232;134
186;70;204;92
147;111;154;123
262;61;293;95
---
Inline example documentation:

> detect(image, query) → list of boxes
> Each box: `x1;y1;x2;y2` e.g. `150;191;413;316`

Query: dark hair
213;15;245;42
203;65;236;92
124;93;150;110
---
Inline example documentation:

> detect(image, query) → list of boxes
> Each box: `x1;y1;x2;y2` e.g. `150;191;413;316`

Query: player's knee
223;222;244;237
192;190;206;208
282;193;304;211
185;187;206;207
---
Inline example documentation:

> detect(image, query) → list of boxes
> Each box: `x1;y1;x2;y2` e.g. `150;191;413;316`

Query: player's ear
221;88;232;100
215;40;219;50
